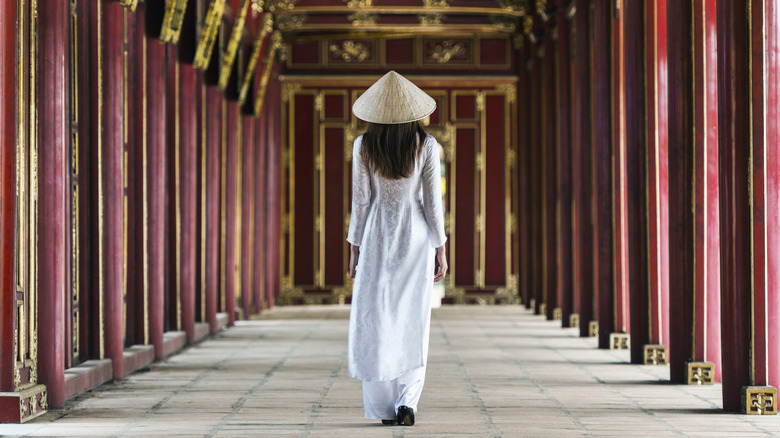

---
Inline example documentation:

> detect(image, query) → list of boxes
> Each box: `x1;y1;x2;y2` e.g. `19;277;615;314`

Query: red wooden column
224;102;238;324
102;1;125;378
147;36;167;360
180;62;198;344
241;114;255;316
206;86;222;331
667;0;722;384
555;1;574;326
717;0;779;413
253;103;267;313
611;0;629;337
264;64;283;307
37;0;68;409
529;34;544;313
573;0;594;337
0;0;16;397
592;0;613;348
517;38;533;308
542;11;558;320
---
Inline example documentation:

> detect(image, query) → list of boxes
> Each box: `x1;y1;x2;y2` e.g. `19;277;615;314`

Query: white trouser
361;366;427;420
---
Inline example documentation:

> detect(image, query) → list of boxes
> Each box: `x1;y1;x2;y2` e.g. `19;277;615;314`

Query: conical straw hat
352;71;436;124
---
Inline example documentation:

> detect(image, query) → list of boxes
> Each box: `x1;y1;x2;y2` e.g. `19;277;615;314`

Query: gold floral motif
522;15;534;35
251;0;265;12
276;13;306;30
282;82;303;103
419;13;443;26
430;40;464;63
345;0;373;7
490;16;518;32
348;11;378;26
118;0;139;11
266;0;296;11
329;40;370;63
497;84;516;103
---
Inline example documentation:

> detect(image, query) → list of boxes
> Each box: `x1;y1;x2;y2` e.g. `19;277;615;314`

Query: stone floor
3;305;780;437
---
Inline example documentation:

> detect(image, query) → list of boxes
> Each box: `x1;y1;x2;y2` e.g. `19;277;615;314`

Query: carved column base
538;303;546;316
569;313;580;329
529;298;536;311
643;344;668;365
588;321;599;337
552;307;562;321
743;386;777;415
0;384;47;423
686;361;714;385
609;333;630;350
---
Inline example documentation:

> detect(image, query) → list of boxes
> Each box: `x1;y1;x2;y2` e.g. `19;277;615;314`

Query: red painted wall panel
293;94;315;286
484;95;505;286
455;128;476;286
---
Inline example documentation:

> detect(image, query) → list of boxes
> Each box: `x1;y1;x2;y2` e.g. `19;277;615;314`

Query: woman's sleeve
347;136;372;246
422;136;447;248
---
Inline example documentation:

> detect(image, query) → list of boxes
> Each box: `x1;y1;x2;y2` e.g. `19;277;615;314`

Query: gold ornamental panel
609;333;630;350
588;321;599;338
569;313;580;329
686;362;714;385
743;386;777;415
643;344;668;365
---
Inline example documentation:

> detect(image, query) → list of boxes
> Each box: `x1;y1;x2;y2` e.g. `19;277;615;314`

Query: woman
346;71;447;427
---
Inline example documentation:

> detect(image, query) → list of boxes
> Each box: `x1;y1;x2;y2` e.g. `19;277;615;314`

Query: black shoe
396;405;415;426
381;419;396;425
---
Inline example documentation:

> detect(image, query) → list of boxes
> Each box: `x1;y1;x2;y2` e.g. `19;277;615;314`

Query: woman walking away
346;71;448;427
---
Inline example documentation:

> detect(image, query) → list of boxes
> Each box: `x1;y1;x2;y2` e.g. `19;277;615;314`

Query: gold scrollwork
329;40;370;63
238;14;274;104
282;82;303;104
522;15;534;35
218;0;250;90
686;362;714;385
430;40;464;63
193;0;226;70
609;333;630;350
252;0;265;12
159;0;189;44
744;387;778;415
490;16;518;32
344;0;373;7
535;0;549;20
643;344;668;365
419;13;443;26
423;0;449;6
277;12;306;30
426;123;453;161
118;0;139;12
349;11;378;26
476;92;485;112
497;83;517;103
444;287;466;305
266;0;297;11
497;0;528;13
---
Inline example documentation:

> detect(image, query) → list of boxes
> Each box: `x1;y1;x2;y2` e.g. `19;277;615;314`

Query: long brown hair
360;121;427;179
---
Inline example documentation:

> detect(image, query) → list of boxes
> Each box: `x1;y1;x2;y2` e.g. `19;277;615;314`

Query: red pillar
767;0;780;392
573;0;594;337
717;0;780;413
542;12;558;320
241;115;255;316
517;38;532;308
556;1;574;326
180;63;198;344
592;0;613;348
37;0;68;409
102;1;125;379
0;0;17;395
206;87;222;330
264;65;283;307
530;35;544;314
667;0;722;384
147;37;167;360
253;107;267;312
224;102;238;324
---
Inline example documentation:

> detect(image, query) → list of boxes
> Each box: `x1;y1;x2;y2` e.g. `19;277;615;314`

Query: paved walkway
4;306;780;437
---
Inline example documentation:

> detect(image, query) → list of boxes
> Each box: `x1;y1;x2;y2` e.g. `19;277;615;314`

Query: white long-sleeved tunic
347;134;447;382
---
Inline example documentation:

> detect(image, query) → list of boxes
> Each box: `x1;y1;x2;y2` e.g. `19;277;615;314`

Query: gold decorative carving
569;313;579;328
426;123;454;161
490;16;518;32
238;14;274;104
281;213;290;233
314;153;323;171
218;0;250;90
193;0;226;70
344;213;351;234
497;0;528;13
430;40;464;63
507;149;516;167
475;213;484;233
475;269;484;288
529;297;535;310
159;0;189;43
522;15;534;35
118;0;139;12
254;32;286;115
687;362;714;385
277;287;306;305
314;93;324;113
444;212;453;234
345;0;373;7
423;0;449;6
344;125;362;160
475;152;484;171
643;344;668;365
538;303;546;316
444;287;466;305
476;92;485;112
266;0;296;11
508;213;517;233
329;40;370;63
282;82;303;103
496;275;519;304
497;84;517;103
552;307;561;320
609;333;630;350
588;321;599;337
535;0;549;20
349;11;378;26
513;34;524;50
252;0;265;12
277;13;306;30
420;14;444;26
744;387;777;415
332;273;354;304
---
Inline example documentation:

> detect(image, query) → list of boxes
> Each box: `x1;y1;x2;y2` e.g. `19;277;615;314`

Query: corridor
3;306;779;438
